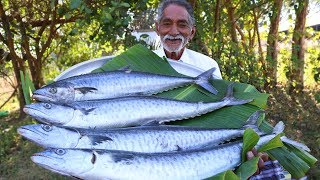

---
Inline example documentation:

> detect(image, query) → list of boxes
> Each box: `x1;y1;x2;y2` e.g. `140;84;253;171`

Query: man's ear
155;22;160;35
190;26;196;39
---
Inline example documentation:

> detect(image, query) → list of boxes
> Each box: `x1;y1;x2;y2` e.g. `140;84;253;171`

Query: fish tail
280;136;311;152
222;83;253;106
272;121;310;151
242;110;265;135
272;121;285;135
195;68;218;95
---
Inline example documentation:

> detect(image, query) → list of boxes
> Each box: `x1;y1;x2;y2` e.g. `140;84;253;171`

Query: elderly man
153;0;287;179
153;0;222;79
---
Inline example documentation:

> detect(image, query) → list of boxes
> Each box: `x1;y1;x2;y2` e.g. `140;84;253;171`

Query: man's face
156;4;195;53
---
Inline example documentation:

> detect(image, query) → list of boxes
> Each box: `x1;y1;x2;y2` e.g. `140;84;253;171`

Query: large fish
24;84;252;129
32;68;218;104
30;122;310;179
18;111;264;152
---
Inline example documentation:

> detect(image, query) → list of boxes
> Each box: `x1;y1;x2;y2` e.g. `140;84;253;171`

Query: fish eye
49;87;57;94
42;125;53;132
55;149;66;155
43;103;52;109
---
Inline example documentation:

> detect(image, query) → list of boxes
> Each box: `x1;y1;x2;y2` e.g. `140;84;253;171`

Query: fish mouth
31;154;70;176
32;94;55;103
23;106;53;125
17;126;47;145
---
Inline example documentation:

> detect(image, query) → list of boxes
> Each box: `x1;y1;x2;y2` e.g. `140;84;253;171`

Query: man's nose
169;25;179;35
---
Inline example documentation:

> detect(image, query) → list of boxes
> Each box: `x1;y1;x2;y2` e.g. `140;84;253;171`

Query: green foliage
235;157;259;179
209;170;239;180
241;129;259;163
19;71;35;105
258;134;284;152
0;111;9;118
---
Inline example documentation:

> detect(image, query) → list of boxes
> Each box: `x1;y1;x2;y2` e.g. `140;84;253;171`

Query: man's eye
161;21;172;26
178;23;189;28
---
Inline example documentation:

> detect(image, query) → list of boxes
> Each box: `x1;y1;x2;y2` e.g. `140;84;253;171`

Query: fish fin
243;110;265;133
195;67;218;95
222;83;253;106
71;175;83;180
118;65;131;72
89;136;113;145
74;87;98;94
80;108;96;115
244;110;264;126
175;145;182;151
111;153;135;164
142;121;161;126
272;121;285;135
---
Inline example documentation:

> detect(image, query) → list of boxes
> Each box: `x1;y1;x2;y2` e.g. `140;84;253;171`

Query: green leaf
235;157;259;179
25;71;35;93
284;143;318;167
65;13;71;19
257;134;284;152
70;0;82;9
241;129;259;163
267;147;310;179
120;2;130;8
208;170;239;180
20;71;31;105
0;111;9;118
105;13;113;21
57;7;66;15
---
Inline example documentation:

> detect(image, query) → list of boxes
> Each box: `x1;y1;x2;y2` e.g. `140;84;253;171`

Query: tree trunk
9;54;26;116
212;0;223;60
0;1;26;116
224;0;244;68
225;0;238;44
188;0;209;55
265;0;283;89
252;5;266;74
288;0;308;94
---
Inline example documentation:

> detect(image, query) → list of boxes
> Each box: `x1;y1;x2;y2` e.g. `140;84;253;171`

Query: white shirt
153;48;222;79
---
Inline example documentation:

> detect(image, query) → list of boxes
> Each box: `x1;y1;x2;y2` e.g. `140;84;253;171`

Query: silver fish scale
72;72;193;101
67;97;227;128
81;128;244;152
83;143;242;179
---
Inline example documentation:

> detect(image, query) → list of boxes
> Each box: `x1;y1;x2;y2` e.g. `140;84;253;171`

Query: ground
0;85;319;179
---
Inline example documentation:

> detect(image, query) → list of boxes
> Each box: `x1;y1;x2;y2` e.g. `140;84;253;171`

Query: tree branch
0;88;17;109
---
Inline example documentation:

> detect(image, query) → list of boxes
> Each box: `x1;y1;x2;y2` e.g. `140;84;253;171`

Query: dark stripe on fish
112;153;135;165
74;87;98;94
89;136;114;145
80;108;96;115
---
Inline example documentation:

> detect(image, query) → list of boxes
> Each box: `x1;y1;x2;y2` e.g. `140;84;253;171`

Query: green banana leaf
20;71;36;105
208;170;239;180
20;71;31;105
94;44;317;179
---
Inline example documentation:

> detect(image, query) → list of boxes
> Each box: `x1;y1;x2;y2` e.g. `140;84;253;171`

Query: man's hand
246;148;269;175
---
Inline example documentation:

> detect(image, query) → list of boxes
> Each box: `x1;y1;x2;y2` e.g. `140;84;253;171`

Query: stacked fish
18;68;309;179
